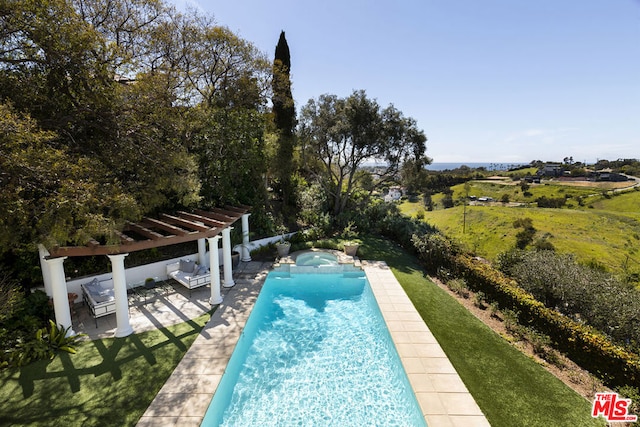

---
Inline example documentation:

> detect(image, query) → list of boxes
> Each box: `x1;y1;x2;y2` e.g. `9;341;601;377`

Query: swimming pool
200;271;427;426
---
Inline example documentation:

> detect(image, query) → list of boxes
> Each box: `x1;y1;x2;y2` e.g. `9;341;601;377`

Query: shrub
533;237;555;252
527;328;552;358
378;209;436;251
489;301;500;319
454;254;640;389
411;233;460;274
616;385;640;418
536;196;566;208
1;288;54;368
508;250;640;349
513;217;536;249
496;248;527;275
473;291;487;309
9;320;84;367
503;309;525;340
447;278;469;298
442;193;454;209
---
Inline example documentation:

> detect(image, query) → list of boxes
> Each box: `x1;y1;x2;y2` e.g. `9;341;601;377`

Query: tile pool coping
136;260;490;427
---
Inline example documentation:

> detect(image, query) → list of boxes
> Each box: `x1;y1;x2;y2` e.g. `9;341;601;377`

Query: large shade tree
181;17;270;211
0;0;272;282
298;90;429;216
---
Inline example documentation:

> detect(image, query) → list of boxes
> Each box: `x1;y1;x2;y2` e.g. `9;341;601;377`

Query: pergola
39;206;251;338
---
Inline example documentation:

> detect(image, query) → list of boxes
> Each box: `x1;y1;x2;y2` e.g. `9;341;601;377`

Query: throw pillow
179;259;196;273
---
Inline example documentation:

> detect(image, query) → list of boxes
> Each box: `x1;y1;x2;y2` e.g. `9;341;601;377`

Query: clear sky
173;0;640;164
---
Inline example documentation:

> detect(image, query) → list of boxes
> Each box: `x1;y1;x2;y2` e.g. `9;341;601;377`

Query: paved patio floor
71;261;272;341
123;255;489;427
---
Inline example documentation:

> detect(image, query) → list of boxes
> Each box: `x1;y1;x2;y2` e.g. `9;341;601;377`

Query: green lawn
359;236;604;427
0;313;210;426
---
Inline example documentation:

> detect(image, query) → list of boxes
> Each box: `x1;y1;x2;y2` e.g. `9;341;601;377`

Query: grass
359;236;604;427
401;190;640;275
419;178;636;210
453;180;601;205
591;187;640;212
0;312;210;426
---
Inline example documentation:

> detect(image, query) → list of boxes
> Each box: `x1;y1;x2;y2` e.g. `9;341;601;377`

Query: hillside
401;180;640;278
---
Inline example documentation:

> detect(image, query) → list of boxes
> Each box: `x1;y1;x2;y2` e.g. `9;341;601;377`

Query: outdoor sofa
166;259;210;295
80;278;116;327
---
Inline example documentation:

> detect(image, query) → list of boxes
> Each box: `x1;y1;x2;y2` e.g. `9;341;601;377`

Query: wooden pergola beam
223;205;250;214
195;209;234;223
45;206;248;258
114;230;135;244
125;221;165;240
177;211;227;228
213;207;245;218
142;217;190;236
49;231;216;257
160;213;210;232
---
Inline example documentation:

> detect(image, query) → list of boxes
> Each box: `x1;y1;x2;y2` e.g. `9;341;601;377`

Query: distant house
539;164;563;177
113;74;136;85
384;186;403;202
595;169;628;182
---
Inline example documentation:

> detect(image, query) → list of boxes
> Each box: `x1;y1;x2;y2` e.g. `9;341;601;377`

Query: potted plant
275;225;291;257
231;250;241;269
341;222;360;256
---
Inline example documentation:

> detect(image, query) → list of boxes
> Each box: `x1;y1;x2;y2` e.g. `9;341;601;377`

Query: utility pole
463;181;470;234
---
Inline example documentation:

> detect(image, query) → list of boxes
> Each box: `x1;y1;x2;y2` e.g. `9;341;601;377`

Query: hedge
410;232;640;390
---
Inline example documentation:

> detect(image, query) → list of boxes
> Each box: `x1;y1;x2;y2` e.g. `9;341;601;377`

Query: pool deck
136;257;490;427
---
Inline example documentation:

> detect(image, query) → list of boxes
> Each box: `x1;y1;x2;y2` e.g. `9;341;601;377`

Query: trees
191;102;268;208
271;31;297;216
0;0;273;282
183;20;270;214
298;90;428;217
0;1;200;250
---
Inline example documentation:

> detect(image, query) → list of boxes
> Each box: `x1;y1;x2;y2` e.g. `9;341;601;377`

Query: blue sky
174;0;640;164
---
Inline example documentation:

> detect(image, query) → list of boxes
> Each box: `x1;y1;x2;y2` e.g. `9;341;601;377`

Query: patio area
71;261;272;341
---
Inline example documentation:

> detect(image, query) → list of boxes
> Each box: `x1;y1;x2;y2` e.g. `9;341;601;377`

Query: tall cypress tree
272;31;296;216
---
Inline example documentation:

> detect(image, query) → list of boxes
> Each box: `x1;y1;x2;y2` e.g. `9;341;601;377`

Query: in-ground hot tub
294;251;339;266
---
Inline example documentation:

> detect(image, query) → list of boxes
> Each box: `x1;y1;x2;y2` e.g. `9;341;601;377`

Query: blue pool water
201;271;427;427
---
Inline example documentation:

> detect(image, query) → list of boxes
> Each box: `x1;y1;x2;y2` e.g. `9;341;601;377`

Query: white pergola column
221;227;235;288
38;244;53;298
197;238;207;267
44;256;75;337
207;236;223;305
107;254;133;338
241;213;252;262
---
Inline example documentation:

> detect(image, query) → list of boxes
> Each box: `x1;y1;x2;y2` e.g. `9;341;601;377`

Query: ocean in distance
426;162;528;171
